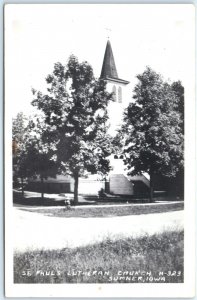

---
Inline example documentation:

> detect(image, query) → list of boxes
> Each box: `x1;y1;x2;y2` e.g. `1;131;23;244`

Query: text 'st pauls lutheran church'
30;40;150;197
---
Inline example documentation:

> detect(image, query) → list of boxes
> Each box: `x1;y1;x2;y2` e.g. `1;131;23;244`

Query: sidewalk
13;207;184;252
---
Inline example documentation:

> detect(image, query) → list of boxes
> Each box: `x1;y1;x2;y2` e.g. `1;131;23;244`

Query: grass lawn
14;230;184;284
21;202;184;218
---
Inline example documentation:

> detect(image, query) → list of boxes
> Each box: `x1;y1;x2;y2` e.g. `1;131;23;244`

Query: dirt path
13;207;184;252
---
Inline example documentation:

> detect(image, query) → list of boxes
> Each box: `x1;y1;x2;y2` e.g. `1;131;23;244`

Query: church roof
100;40;118;79
100;40;129;85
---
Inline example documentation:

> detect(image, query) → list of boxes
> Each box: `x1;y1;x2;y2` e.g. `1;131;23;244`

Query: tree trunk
41;177;44;199
21;177;24;198
74;173;79;205
149;172;154;203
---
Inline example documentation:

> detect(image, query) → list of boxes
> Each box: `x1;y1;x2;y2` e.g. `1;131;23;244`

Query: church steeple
100;40;118;79
100;40;129;85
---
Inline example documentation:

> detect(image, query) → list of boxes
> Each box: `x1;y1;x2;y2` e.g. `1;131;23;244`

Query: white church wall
78;180;105;195
109;174;134;195
106;81;131;136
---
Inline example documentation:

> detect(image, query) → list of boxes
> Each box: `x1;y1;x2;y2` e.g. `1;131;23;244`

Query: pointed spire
100;40;118;79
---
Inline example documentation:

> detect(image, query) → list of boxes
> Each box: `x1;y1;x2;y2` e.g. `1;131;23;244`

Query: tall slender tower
100;40;129;135
100;40;134;195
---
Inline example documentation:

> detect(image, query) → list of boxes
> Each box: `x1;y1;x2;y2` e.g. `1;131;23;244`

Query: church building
100;39;130;136
99;40;150;196
28;40;150;197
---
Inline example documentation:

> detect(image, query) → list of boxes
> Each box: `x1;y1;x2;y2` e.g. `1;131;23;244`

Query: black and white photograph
4;4;195;298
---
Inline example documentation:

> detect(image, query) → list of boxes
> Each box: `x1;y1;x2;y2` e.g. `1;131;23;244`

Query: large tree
12;112;29;195
13;113;58;198
32;55;113;204
24;116;59;199
119;67;184;202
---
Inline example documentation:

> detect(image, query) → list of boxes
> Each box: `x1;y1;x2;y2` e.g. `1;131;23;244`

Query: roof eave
105;76;130;85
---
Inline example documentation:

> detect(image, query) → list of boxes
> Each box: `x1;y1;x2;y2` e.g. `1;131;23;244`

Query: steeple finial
105;27;112;40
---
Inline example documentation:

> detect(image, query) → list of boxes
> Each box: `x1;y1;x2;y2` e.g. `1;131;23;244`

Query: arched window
120;155;124;159
112;85;116;102
118;87;122;103
114;155;118;159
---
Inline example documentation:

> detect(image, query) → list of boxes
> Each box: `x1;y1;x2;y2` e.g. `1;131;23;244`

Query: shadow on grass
14;197;66;206
13;191;101;207
13;193;149;207
13;189;184;207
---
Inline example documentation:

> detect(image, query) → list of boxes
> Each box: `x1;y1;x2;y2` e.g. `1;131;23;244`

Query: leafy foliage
12;113;58;196
118;67;184;200
171;80;184;134
12;112;29;186
32;55;113;203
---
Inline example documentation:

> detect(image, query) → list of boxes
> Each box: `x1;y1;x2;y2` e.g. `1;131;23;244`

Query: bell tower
100;40;129;135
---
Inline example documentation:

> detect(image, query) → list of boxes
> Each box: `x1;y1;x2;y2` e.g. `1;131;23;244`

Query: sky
5;4;195;117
